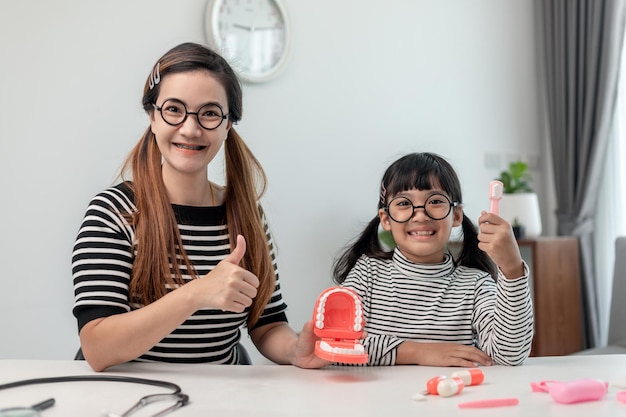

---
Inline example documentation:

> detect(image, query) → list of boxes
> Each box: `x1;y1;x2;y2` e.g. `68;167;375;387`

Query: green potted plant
496;161;533;194
495;161;541;238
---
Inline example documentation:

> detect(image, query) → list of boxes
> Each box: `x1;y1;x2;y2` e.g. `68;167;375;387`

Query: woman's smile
174;142;207;151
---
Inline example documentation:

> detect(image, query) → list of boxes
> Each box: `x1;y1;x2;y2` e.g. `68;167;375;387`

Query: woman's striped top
342;248;534;366
72;182;287;364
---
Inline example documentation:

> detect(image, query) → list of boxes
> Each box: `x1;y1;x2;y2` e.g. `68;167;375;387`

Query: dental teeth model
312;287;369;364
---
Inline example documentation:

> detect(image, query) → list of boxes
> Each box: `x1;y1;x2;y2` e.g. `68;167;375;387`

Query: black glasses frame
152;99;229;130
384;193;459;222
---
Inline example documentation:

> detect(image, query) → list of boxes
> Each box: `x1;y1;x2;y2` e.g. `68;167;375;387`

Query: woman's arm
79;233;259;371
79;282;203;371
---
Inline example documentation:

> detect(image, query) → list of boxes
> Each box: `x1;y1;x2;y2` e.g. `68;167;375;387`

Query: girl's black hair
332;152;496;283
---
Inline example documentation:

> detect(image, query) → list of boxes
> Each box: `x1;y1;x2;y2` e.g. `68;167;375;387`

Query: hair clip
149;62;161;90
380;182;387;205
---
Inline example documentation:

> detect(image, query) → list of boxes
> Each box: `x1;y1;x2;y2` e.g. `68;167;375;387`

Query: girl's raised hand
477;211;524;279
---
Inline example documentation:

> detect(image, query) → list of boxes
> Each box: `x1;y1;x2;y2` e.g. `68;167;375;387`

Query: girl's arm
474;211;534;365
472;271;534;365
397;340;494;367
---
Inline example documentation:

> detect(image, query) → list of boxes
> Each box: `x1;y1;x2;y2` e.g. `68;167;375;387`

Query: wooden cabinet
517;237;583;356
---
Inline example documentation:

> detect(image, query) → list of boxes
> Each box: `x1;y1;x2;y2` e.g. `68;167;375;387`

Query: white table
1;355;626;416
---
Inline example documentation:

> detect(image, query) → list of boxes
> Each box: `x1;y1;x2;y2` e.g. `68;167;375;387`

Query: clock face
205;0;290;83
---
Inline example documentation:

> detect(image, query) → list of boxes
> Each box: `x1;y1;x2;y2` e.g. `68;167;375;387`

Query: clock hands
233;23;277;31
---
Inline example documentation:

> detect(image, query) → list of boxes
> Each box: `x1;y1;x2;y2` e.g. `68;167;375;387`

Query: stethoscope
0;375;189;417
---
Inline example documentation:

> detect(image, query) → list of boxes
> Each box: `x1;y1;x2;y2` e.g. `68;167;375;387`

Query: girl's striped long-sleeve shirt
341;248;534;366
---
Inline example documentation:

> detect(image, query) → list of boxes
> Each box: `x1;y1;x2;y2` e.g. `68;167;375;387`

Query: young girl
72;42;327;371
333;152;533;367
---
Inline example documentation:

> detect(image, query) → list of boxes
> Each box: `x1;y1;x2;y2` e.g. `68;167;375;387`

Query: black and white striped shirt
342;249;533;366
72;182;287;364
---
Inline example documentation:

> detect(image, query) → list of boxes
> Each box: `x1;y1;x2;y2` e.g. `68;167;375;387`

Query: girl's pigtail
332;216;392;284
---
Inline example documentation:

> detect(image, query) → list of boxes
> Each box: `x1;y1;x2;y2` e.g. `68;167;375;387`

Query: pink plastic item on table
530;378;608;404
312;287;368;364
458;397;519;408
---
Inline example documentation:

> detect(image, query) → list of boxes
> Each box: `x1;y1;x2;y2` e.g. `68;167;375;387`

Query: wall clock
204;0;292;83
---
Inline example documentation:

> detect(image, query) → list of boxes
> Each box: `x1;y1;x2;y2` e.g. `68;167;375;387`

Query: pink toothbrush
489;180;504;215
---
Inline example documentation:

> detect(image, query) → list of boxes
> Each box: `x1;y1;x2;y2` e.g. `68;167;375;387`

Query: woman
72;42;327;371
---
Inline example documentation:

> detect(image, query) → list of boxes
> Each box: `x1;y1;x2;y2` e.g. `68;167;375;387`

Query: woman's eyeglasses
153;98;229;130
384;193;458;222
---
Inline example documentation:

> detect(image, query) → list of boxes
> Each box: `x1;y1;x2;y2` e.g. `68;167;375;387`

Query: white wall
0;0;550;364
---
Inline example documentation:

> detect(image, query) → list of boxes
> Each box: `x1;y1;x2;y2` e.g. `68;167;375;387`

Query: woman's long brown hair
119;42;275;328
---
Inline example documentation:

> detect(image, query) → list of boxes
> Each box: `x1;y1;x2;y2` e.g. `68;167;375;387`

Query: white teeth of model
316;288;365;331
320;341;332;351
320;341;364;355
